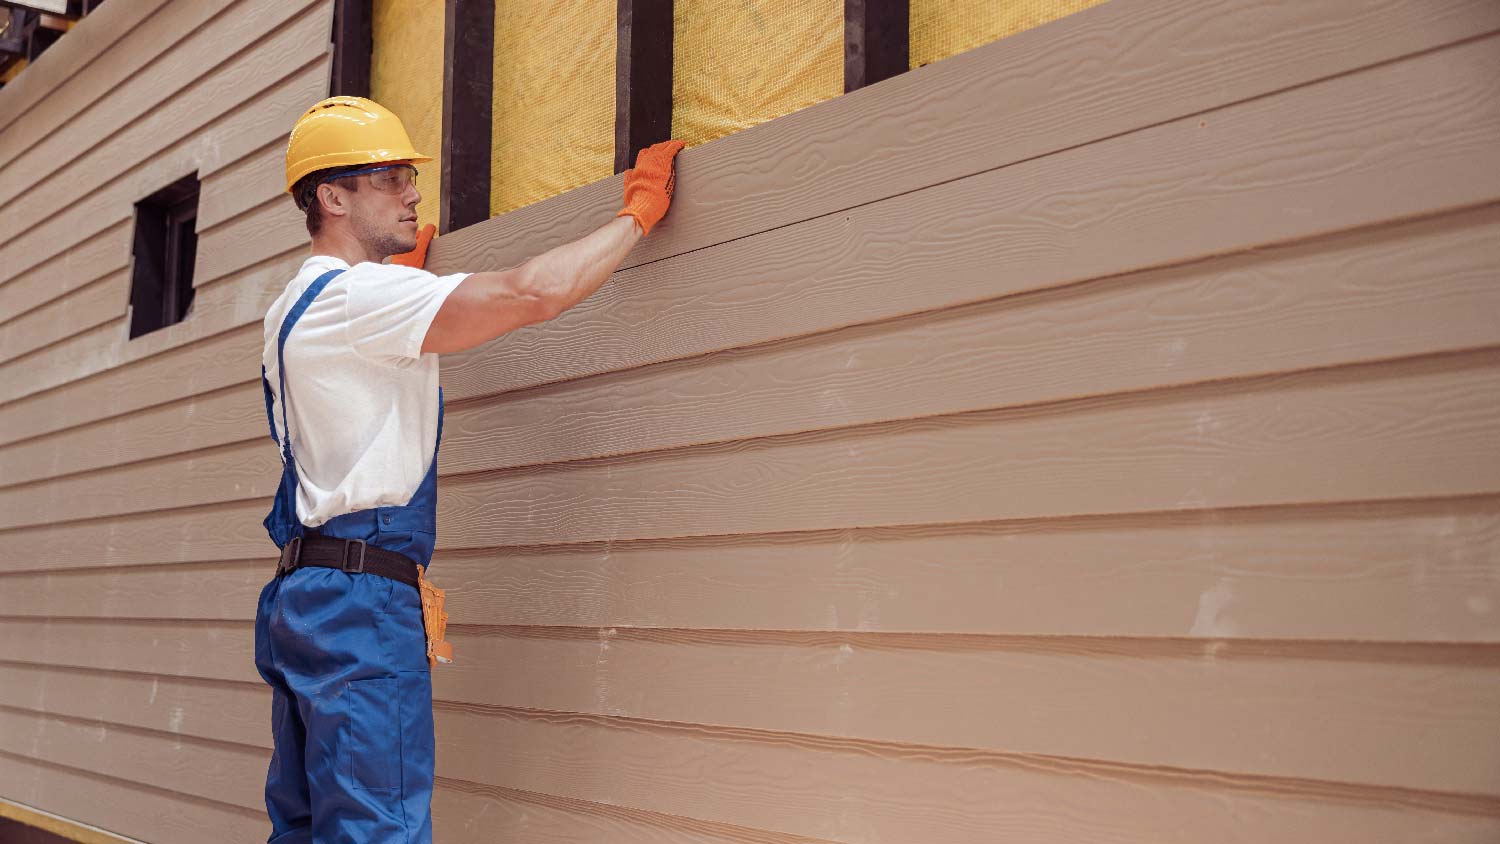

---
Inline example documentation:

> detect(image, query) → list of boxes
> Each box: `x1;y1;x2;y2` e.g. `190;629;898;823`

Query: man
254;95;683;843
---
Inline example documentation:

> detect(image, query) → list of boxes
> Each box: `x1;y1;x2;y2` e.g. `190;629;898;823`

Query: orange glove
617;139;685;236
389;223;435;268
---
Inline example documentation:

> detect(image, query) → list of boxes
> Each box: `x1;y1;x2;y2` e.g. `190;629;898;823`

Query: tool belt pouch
417;568;453;667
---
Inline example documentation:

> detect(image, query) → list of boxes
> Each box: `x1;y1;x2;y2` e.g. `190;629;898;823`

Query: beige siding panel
7;29;1500;452
438;205;1500;474
0;17;330;290
429;0;1500;281
0;322;119;407
0;56;326;319
0;222;129;325
0;664;267;749
193;196;312;289
4;350;1499;572
0;708;266;813
438;31;1500;401
197;139;291;232
0;0;193;163
0;0;315;216
2;616;1496;797
432;707;1500;844
435;351;1500;550
2;498;1498;644
0;753;263;844
0;272;126;364
0;384;264;489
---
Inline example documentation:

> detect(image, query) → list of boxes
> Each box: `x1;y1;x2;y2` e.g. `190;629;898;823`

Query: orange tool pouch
417;568;453;667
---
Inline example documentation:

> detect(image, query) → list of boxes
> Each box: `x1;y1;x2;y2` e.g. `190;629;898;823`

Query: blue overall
253;268;442;844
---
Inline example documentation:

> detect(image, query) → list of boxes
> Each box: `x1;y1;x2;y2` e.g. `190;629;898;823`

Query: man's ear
317;183;348;218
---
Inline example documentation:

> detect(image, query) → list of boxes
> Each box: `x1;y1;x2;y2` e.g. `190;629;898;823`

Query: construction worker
254;95;683;843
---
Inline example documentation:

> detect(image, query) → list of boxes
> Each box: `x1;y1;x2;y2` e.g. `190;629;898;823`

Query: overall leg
268;568;433;844
255;577;313;844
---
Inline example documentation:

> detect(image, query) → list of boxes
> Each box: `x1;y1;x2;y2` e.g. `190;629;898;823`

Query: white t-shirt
262;255;468;527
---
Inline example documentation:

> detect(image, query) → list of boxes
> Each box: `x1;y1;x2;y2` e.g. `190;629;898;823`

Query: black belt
276;532;421;589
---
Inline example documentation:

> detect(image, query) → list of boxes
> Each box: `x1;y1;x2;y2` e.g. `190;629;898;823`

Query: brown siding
1;0;1499;842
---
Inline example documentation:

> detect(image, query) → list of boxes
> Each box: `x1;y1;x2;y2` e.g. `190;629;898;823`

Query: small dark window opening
129;173;200;339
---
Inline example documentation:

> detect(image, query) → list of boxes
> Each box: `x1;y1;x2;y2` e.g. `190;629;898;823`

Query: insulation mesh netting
368;1;1109;219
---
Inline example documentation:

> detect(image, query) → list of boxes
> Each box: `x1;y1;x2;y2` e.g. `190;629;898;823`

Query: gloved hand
617;139;685;236
389;223;435;268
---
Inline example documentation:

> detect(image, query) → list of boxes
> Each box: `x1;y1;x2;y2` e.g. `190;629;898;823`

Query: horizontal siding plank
12;196;1500;526
3;350;1499;571
0;18;329;292
0;273;126;365
0;707;266;813
0;752;263;844
0;56;325;322
197;139;289;232
9;6;1500;440
0;222;129;326
0;0;316;219
193;196;312;289
1;499;1496;645
0;663;266;748
0;0;194;164
432;706;1500;844
434;350;1500;550
428;0;1500;292
437;30;1500;402
437;204;1500;474
1;616;1495;794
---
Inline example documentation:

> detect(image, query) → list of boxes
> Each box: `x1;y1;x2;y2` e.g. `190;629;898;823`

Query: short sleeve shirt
262;255;468;527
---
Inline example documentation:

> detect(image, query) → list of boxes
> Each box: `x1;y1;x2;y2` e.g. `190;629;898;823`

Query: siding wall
2;0;1499;842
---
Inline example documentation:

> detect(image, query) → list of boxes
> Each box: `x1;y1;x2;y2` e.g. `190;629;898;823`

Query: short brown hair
291;165;364;236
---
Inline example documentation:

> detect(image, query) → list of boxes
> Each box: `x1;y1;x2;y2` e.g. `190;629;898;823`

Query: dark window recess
128;173;200;339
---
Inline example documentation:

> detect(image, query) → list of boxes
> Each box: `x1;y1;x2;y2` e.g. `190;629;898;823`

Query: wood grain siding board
0;753;264;844
0;383;265;489
436;31;1500;402
0;560;266;619
5;350;1500;571
0;0;183;160
8;29;1500;451
435;628;1500;795
426;0;1500;279
0;29;330;292
431;707;1500;843
0;272;126;364
7;201;1500;528
435;204;1500;474
194;138;287;232
0;663;268;748
191;195;311;289
0;0;317;214
3;616;1498;798
0;708;268;813
5;189;1496;491
432;350;1500;550
0;221;130;323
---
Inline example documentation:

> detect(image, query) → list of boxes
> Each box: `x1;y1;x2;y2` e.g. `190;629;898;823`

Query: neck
310;226;384;266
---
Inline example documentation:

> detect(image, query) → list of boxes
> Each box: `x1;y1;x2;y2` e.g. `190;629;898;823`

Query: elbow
508;265;568;324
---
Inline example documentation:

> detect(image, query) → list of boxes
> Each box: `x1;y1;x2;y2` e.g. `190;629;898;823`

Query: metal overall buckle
341;538;367;574
276;536;303;575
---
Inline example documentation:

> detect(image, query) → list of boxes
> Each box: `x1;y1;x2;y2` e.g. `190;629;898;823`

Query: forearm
516;216;641;318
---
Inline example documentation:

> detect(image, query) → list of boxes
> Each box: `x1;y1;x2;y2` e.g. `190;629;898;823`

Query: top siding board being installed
1;0;1499;842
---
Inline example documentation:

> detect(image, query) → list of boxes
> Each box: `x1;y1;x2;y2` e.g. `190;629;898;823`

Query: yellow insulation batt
490;0;615;216
371;0;446;228
673;0;842;148
911;0;1110;68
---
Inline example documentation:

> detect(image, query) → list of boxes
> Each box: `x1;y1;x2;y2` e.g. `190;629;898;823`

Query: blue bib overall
253;268;439;844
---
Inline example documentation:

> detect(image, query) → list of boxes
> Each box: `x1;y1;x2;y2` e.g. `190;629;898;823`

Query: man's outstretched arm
420;140;684;355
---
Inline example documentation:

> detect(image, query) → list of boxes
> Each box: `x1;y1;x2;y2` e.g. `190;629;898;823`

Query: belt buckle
276;536;302;575
341;538;367;574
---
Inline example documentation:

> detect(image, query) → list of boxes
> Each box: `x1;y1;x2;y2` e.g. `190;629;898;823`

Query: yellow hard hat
284;96;432;193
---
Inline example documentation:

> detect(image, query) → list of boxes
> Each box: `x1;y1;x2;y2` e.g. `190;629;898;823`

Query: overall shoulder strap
274;267;346;463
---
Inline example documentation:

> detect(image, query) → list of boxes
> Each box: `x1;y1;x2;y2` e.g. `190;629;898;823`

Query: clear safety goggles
321;163;419;194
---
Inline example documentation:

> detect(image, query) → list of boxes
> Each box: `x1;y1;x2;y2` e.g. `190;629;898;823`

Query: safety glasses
320;163;418;194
